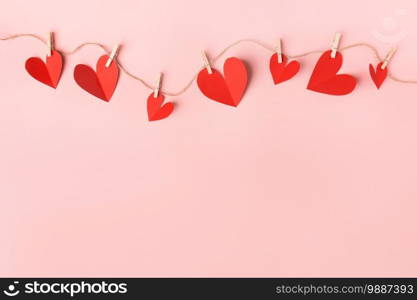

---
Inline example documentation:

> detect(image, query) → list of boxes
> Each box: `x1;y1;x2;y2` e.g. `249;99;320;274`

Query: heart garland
22;37;399;124
307;50;357;95
197;57;248;107
369;62;388;89
269;53;300;85
74;55;119;101
147;92;174;121
25;50;63;88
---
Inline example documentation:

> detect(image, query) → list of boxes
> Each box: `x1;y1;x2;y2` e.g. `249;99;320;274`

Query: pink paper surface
1;0;417;277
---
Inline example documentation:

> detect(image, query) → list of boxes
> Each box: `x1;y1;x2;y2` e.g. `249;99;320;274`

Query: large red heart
73;55;119;101
25;50;63;88
147;92;174;121
369;62;387;89
307;50;356;95
197;57;248;107
269;53;300;85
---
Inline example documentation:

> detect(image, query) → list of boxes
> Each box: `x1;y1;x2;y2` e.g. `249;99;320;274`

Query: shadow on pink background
1;0;417;276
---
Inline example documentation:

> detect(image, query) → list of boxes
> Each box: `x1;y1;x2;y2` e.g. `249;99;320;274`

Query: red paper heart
197;57;248;107
25;50;63;88
147;92;174;121
73;55;119;101
269;53;300;85
369;62;387;89
307;50;356;95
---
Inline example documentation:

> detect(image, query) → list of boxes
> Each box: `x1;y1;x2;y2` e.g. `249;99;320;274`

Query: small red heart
25;50;63;88
307;50;356;95
269;53;300;85
197;57;248;107
369;62;387;89
74;55;119;101
147;92;174;121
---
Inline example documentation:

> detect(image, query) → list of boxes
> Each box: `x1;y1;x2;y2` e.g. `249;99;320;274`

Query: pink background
1;0;417;277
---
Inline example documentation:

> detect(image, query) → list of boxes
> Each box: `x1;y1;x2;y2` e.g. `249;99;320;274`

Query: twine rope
1;34;416;96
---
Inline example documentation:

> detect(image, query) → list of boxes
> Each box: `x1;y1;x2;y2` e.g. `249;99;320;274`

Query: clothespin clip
47;32;54;57
201;51;213;74
330;32;342;59
105;44;120;68
276;38;283;63
153;72;162;98
381;48;396;70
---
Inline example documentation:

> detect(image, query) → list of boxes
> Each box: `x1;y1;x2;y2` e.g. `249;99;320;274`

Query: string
1;34;416;96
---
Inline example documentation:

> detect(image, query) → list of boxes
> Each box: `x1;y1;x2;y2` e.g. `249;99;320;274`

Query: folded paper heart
147;92;174;121
269;53;300;85
197;57;248;107
307;50;356;95
369;62;388;89
25;50;63;88
73;55;119;101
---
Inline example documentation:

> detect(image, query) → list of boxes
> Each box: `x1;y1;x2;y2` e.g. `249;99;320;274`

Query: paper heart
147;92;174;121
269;53;300;85
369;62;387;89
307;50;356;95
25;50;63;88
73;55;119;101
197;57;248;107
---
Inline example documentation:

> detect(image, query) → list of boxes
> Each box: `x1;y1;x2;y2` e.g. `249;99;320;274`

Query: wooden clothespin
47;32;54;57
330;32;342;59
201;51;212;74
105;44;120;68
381;48;396;70
153;72;162;98
276;38;283;63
